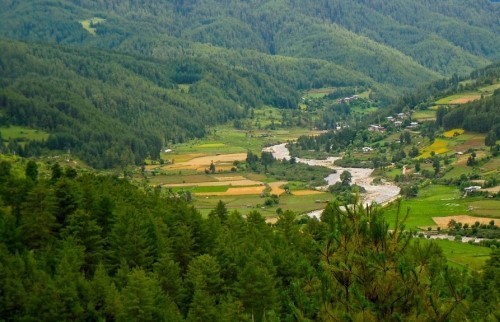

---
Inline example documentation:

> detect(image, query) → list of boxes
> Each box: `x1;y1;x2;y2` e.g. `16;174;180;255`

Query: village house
406;122;419;129
464;186;481;194
368;124;386;132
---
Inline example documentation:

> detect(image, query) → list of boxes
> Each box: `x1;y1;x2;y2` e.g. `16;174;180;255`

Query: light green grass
413;109;435;121
478;82;500;93
468;200;500;218
172;124;314;156
147;174;218;185
441;166;472;180
435;93;481;105
358;90;371;99
79;18;105;36
304;87;336;98
1;126;50;143
426;239;491;271
384;185;468;229
178;84;190;93
351;106;378;114
172;186;229;193
194;191;330;217
414;238;491;271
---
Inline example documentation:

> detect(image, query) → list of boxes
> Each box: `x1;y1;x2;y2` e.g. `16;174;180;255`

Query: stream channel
263;143;401;219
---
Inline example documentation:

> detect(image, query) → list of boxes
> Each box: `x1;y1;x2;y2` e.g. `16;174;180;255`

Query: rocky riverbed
263;143;400;218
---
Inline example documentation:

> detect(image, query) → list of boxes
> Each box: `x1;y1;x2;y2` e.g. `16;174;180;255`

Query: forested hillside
0;39;298;168
1;0;499;168
1;0;499;89
0;161;498;321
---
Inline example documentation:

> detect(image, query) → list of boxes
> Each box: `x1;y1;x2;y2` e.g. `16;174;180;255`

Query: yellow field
443;128;464;138
197;186;265;196
195;143;226;148
268;181;287;196
162;153;247;171
418;139;449;158
292;190;324;196
433;215;494;229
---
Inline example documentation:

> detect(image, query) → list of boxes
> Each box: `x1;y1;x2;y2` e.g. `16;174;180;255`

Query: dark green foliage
443;90;500;134
24;160;38;182
0;39;298;168
0;161;497;320
1;0;499;119
485;130;497;147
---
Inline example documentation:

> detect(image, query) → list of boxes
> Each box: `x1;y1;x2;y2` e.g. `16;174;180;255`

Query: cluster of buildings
368;112;419;132
337;95;360;104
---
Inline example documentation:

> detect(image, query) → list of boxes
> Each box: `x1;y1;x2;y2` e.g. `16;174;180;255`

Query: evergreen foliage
0;162;497;320
0;39;297;168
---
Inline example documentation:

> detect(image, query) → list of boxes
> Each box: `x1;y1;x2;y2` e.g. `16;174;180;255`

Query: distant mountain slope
1;0;499;92
0;39;298;168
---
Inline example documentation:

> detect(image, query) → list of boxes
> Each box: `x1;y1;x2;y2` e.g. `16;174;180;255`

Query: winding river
263;143;401;218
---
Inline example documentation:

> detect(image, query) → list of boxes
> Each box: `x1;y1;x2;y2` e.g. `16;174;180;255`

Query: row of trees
0;159;498;320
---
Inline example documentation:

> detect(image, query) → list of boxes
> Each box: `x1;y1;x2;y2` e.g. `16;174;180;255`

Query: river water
263;143;400;218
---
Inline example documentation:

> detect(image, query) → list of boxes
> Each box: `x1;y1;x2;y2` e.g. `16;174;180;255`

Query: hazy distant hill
1;0;499;91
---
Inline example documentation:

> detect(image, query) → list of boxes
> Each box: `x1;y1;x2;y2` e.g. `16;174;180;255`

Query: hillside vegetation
1;1;500;167
0;39;297;168
0;162;498;321
1;0;499;90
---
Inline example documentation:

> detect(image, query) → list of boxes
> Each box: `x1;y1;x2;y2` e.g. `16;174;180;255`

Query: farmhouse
394;121;403;127
406;122;419;129
368;124;386;132
337;95;360;104
464;186;481;193
362;147;373;153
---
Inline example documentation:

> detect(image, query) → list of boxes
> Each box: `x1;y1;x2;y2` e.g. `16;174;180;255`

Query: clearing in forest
80;18;105;35
435;93;481;105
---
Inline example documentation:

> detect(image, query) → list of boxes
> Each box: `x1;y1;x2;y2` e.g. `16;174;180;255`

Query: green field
435;92;481;105
79;17;105;36
413;109;436;121
1;126;50;143
467;200;500;218
172;186;229;193
441;165;473;179
194;191;330;217
384;184;500;230
304;87;339;98
416;239;491;271
384;185;468;229
478;82;500;93
167;124;314;157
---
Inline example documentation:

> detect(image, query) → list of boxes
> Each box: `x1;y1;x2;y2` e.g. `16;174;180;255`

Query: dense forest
2;0;500;89
0;160;498;321
441;90;500;135
0;39;298;168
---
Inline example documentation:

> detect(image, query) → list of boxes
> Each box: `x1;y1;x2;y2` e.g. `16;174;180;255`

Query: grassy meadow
79;17;105;36
415;239;491;271
1;125;50;144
